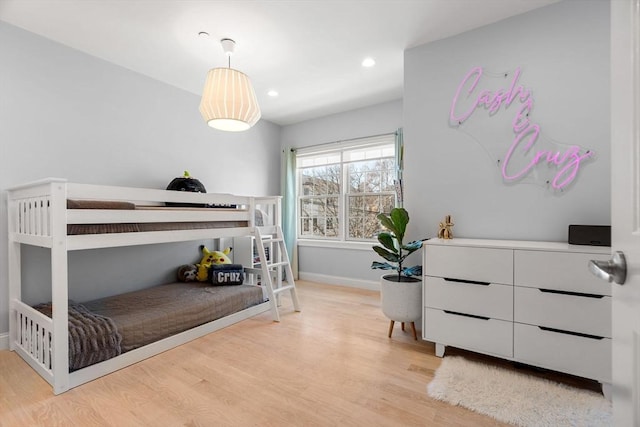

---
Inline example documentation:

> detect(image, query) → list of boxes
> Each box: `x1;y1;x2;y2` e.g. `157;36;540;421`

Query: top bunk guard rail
65;183;252;207
7;179;282;250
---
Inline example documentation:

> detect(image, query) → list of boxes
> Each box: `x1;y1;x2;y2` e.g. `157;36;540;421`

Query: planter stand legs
388;320;418;340
410;322;417;340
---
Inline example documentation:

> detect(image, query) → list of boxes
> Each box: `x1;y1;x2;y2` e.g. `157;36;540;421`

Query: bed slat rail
7;181;58;247
12;299;55;382
18;197;52;237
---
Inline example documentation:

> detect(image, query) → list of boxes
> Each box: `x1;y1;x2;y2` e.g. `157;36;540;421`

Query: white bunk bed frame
7;178;297;394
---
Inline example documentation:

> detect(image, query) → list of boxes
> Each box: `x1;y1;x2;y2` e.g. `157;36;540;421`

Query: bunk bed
7;178;299;394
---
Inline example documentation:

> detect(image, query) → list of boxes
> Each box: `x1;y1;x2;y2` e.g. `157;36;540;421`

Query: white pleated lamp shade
199;67;261;132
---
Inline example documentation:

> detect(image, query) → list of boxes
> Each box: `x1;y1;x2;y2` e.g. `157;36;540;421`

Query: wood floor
0;281;600;427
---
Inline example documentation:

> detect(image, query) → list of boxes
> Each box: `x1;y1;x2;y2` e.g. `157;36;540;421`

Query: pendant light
199;38;261;131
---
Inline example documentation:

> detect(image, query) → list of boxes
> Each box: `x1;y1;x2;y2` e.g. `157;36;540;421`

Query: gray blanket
34;302;122;371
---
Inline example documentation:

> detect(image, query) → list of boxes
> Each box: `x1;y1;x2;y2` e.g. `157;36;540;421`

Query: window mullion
339;151;346;240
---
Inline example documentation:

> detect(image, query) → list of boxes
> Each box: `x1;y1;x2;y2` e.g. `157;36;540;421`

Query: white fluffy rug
427;356;612;427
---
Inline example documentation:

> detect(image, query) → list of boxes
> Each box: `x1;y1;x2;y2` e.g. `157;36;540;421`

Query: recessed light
198;31;210;38
362;57;376;67
267;90;279;97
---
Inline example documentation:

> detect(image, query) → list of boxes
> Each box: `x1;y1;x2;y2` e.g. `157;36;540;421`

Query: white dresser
423;238;612;394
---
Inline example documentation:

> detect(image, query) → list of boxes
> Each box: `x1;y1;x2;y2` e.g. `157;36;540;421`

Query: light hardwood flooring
0;281;600;427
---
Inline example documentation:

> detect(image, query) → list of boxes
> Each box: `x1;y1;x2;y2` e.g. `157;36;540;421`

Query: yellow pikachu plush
196;245;232;282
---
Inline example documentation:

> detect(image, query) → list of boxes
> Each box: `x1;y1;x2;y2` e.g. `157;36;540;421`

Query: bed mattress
67;220;248;235
83;282;265;352
65;199;250;235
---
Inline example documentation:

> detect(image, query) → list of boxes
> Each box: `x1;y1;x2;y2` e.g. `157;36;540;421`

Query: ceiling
0;0;559;126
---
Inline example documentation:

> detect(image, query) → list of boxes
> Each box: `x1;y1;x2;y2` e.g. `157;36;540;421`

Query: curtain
395;128;404;208
281;147;299;279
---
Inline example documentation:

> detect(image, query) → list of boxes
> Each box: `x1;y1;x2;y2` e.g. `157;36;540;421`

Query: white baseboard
298;272;379;291
0;332;9;351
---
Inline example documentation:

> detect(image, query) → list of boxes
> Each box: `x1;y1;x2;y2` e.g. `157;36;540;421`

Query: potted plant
371;207;424;340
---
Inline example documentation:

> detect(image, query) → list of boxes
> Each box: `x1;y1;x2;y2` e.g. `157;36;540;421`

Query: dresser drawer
425;276;513;321
514;323;611;382
514;250;611;295
424;308;513;358
425;245;513;285
514;286;611;337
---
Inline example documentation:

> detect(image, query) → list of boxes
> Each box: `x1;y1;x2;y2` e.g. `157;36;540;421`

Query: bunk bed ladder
250;226;300;321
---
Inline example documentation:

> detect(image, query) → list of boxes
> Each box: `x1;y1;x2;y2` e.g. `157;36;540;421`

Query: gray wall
404;0;610;242
0;22;281;336
281;100;402;288
283;0;611;289
0;0;613;336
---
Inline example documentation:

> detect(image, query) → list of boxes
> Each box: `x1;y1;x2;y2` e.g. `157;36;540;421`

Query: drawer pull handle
539;289;605;299
444;278;490;286
444;310;490;321
538;326;604;340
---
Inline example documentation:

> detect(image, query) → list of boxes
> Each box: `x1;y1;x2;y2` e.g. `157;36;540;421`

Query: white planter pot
380;274;422;322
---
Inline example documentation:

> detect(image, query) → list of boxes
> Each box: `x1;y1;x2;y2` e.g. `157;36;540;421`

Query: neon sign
450;66;593;190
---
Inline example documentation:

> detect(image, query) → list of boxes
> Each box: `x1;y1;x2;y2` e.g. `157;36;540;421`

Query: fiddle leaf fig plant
371;207;423;282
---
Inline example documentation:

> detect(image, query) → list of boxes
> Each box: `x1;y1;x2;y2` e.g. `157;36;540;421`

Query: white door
610;0;640;424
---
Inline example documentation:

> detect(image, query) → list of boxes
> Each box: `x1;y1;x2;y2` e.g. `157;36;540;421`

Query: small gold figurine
437;215;454;239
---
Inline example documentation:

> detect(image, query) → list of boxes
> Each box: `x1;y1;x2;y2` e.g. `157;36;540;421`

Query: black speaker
568;225;611;246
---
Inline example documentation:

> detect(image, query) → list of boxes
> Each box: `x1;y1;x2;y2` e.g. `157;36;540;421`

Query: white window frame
295;133;397;244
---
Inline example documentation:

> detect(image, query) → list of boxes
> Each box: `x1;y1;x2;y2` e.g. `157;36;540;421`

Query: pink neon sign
450;66;593;190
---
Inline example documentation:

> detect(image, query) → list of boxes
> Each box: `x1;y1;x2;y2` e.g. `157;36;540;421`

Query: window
296;134;397;242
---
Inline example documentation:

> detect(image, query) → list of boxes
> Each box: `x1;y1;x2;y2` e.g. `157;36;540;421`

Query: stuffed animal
177;264;197;282
196;245;232;282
